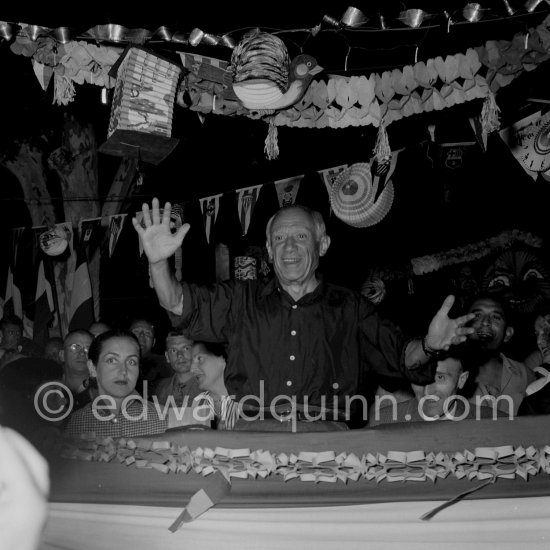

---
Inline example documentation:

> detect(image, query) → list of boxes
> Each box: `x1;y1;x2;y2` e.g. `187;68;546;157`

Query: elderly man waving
133;199;474;431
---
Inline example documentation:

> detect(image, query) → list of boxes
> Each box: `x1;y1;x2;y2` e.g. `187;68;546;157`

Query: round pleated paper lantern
231;28;290;108
330;163;394;228
39;226;71;256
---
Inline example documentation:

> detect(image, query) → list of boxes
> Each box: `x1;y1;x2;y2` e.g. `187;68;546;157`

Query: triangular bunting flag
236;184;262;236
30;258;55;347
107;214;127;257
199;194;222;244
5;227;26;320
32;60;54;91
274;175;303;208
318;165;348;196
68;233;94;332
369;148;402;199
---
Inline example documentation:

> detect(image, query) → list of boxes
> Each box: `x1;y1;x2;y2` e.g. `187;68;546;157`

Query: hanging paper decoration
480;90;501;144
318;165;348;196
373;119;391;164
107;214;127;257
516;111;550;173
274;175;303;207
236;185;262;235
330;151;401;229
179;52;237;101
498;111;541;181
99;46;182;165
199;194;222;244
32;60;53;91
39;224;72;257
264;117;279;160
330;162;394;228
231;29;322;111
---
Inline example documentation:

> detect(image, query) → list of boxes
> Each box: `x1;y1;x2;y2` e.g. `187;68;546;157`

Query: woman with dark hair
65;329;207;438
191;341;240;430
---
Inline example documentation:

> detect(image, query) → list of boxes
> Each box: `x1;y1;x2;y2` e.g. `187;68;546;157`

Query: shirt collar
261;274;326;304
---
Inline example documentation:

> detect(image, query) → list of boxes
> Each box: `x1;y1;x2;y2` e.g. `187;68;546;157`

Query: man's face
412;357;468;418
44;339;63;364
467;298;513;351
130;321;155;355
1;323;22;350
63;332;93;374
165;335;193;374
266;209;328;288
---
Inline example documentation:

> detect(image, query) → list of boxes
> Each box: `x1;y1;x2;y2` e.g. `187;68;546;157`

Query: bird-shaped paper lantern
231;29;322;111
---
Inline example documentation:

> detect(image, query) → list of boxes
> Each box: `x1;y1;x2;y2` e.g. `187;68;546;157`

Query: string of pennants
45;160;364;255
3;151;401;340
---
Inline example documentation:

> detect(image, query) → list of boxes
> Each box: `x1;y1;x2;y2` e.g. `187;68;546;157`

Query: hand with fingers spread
424;295;476;354
132;198;190;265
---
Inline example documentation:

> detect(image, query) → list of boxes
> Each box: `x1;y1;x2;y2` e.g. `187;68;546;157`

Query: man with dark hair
133;199;474;430
151;330;201;407
464;292;535;416
128;317;171;383
0;314;24;362
369;350;506;425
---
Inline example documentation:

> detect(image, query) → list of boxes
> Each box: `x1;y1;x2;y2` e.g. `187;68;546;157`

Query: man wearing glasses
59;330;94;409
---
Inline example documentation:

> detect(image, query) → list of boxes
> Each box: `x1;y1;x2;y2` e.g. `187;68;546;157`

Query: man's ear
87;359;96;378
319;235;331;257
265;239;273;262
59;349;65;364
165;351;170;364
504;326;514;343
457;371;469;390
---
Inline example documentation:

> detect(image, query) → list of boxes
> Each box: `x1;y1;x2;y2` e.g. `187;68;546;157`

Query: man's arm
149;259;183;315
132;198;189;314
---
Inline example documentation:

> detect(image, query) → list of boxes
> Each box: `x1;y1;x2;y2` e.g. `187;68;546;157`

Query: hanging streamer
373;119;391;164
264;117;280;160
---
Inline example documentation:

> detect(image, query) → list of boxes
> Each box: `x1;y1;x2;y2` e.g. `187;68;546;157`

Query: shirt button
292;305;297;309
286;380;292;387
112;417;118;423
291;330;297;336
290;355;295;361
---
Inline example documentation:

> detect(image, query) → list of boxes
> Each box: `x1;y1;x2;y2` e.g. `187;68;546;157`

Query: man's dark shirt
169;277;433;413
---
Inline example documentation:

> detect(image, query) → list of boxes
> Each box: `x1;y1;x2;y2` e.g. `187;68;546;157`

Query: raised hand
132;198;190;264
425;295;475;352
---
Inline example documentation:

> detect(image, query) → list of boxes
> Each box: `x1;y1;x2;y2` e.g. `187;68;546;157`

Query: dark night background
1;1;550;344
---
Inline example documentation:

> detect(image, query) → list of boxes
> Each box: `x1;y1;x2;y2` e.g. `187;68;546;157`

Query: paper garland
411;229;543;276
60;435;549;485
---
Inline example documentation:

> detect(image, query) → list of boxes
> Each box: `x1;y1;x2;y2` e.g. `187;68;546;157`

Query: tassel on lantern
373;119;391;164
480;91;501;141
264;117;279;160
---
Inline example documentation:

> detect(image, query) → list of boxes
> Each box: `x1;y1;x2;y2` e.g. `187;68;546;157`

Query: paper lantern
330;163;394;228
99;46;182;165
231;29;290;108
40;226;71;256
